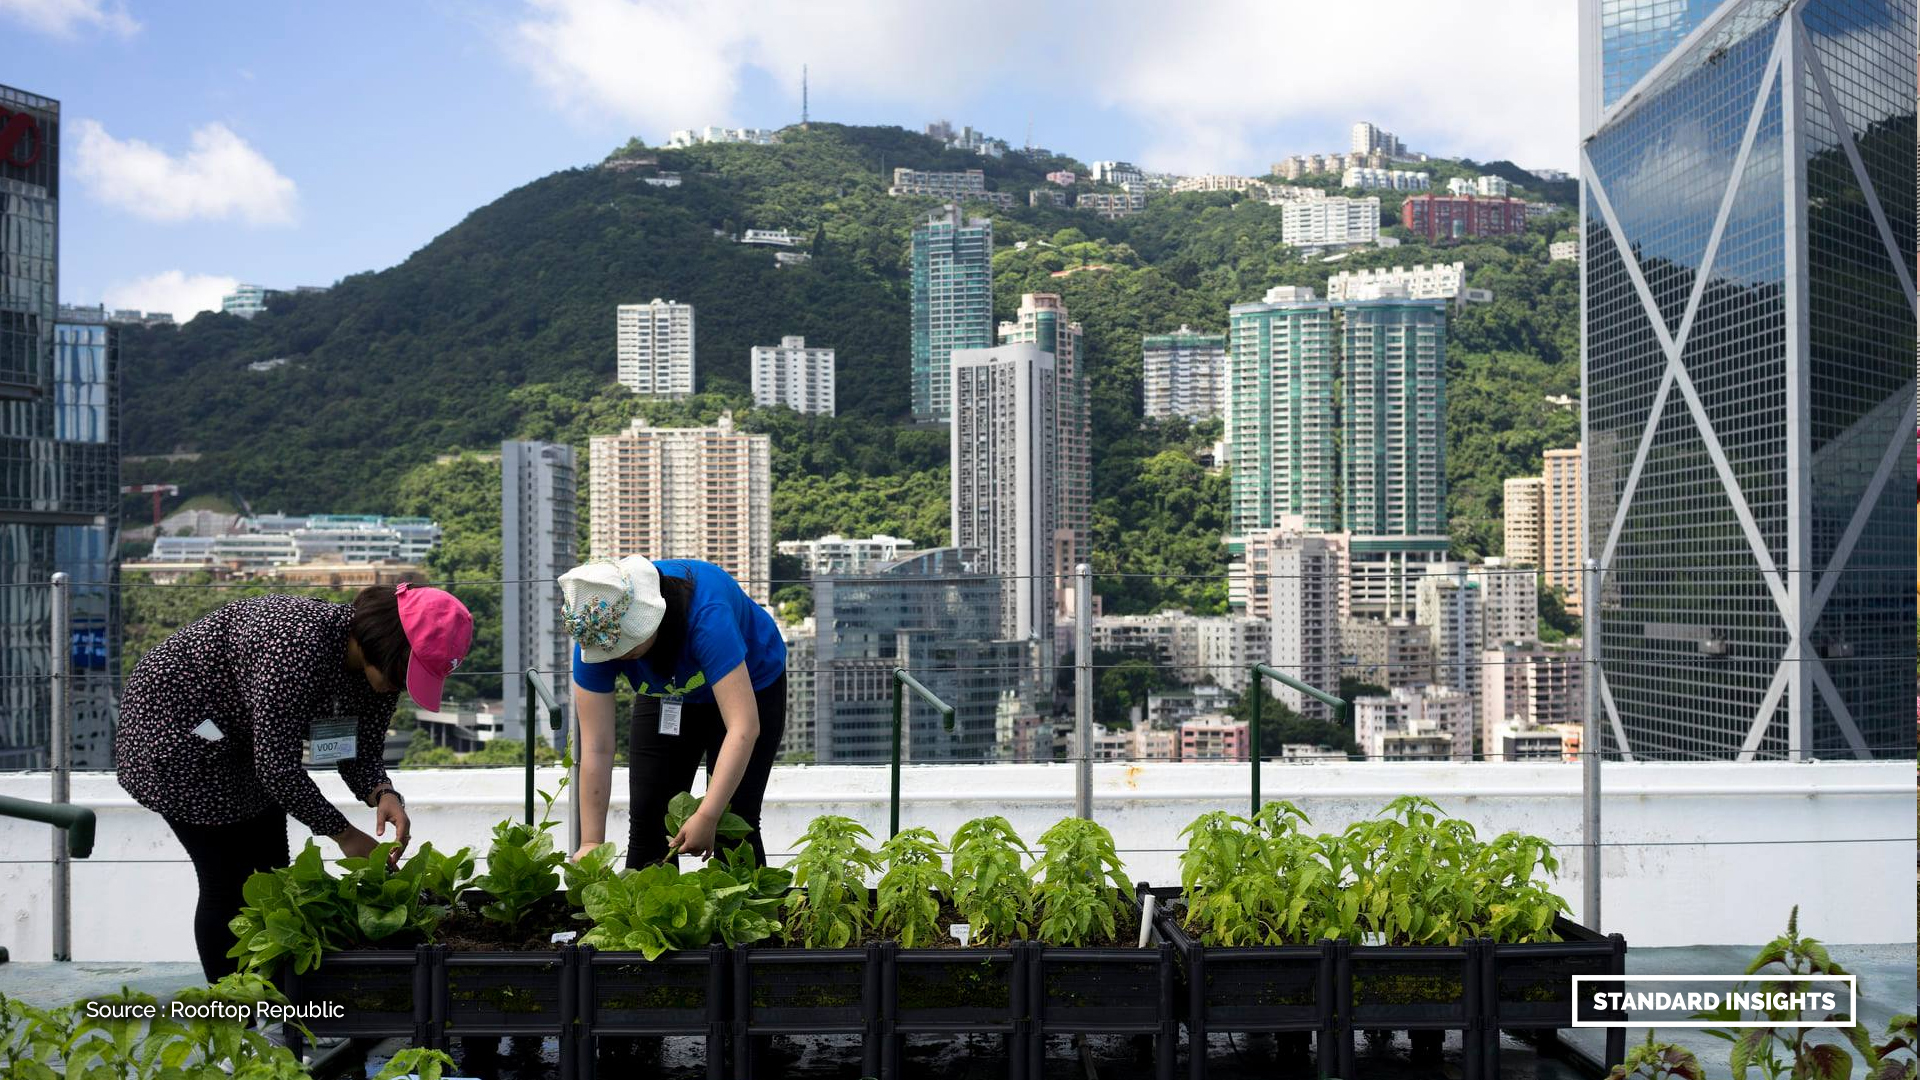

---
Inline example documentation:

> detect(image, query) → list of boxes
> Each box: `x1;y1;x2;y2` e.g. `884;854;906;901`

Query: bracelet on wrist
371;787;404;809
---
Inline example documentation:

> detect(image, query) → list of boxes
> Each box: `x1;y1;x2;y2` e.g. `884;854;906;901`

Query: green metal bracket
1248;664;1349;815
889;668;955;838
524;669;560;825
0;795;96;858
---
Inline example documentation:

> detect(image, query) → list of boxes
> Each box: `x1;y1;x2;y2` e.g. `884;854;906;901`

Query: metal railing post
0;796;96;858
49;572;70;962
568;700;581;857
1074;563;1092;820
1247;664;1348;816
889;668;955;838
1582;559;1602;930
524;686;536;826
522;670;560;827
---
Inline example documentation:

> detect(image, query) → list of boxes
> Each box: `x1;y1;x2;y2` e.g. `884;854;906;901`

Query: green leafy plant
664;790;755;852
784;815;883;948
579;863;714;960
577;840;789;959
471;776;574;929
337;840;475;942
1180;802;1331;946
0;973;310;1080
948;816;1034;946
1030;817;1133;947
1872;1014;1917;1080
471;818;565;929
1472;829;1571;943
1344;795;1489;946
875;827;953;948
1606;1031;1705;1080
372;1048;461;1080
563;841;623;911
225;839;473;974
1174;797;1570;948
1695;906;1882;1080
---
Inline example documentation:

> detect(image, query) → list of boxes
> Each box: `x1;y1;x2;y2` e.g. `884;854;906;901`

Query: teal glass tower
1225;287;1339;534
910;205;993;423
1340;293;1448;537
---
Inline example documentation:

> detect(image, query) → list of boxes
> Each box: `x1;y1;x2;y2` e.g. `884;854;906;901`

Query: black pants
627;673;785;868
166;808;290;982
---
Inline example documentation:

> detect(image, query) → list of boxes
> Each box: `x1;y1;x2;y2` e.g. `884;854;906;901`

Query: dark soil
437;892;577;951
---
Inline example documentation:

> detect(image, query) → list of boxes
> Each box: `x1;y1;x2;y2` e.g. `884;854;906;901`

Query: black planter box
1146;889;1336;1080
279;947;431;1050
885;941;1026;1080
1024;937;1178;1080
429;944;576;1077
577;942;727;1080
1481;916;1628;1075
730;942;882;1079
1336;939;1484;1079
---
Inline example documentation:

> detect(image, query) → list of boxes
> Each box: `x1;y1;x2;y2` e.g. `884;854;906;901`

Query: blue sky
3;0;1579;320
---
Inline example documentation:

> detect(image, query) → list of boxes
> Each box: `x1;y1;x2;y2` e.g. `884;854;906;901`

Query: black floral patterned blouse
115;594;398;837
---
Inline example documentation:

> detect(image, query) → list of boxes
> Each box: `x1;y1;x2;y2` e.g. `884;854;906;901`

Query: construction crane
120;484;179;529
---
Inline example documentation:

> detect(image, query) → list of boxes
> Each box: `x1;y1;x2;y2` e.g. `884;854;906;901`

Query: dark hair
349;585;412;692
644;569;696;670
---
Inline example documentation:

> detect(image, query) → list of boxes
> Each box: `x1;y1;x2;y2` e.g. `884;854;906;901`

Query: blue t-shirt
571;560;787;703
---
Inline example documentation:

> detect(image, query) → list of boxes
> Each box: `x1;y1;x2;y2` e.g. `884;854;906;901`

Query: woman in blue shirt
560;555;787;866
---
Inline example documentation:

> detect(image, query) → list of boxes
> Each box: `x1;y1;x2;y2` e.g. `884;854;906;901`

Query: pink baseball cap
395;582;474;711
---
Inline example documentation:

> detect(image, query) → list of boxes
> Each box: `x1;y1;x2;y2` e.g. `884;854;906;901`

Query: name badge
659;698;684;736
310;718;358;764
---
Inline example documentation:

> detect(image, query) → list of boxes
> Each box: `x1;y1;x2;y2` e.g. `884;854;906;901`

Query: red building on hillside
1401;194;1529;242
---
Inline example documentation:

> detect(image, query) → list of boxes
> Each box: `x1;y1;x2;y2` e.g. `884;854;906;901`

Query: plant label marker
950;923;972;947
1137;894;1155;948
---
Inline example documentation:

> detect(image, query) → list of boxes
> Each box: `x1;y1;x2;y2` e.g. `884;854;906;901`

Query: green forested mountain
120;122;1579;626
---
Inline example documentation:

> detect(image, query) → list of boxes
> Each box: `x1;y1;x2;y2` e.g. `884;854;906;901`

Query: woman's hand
332;825;377;859
668;808;720;860
572;841;604;863
374;791;410;865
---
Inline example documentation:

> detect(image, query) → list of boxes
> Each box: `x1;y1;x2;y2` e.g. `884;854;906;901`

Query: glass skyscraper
909;205;993;423
502;439;575;745
1581;0;1915;759
812;548;1030;764
52;315;120;769
1;85;69;769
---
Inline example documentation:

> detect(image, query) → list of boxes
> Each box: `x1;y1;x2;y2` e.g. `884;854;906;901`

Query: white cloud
0;0;137;37
1068;2;1580;175
73;119;299;226
512;0;1578;175
509;0;1025;135
100;270;239;321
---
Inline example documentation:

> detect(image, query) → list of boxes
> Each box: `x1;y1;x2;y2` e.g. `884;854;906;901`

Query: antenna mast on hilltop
802;64;810;129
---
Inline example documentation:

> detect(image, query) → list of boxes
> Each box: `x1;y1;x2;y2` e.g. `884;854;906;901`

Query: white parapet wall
0;761;1910;962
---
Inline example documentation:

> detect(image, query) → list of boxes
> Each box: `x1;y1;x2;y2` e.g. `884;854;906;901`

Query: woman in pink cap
115;582;473;980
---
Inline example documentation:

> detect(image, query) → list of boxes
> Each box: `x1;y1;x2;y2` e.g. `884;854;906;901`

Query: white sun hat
559;555;667;664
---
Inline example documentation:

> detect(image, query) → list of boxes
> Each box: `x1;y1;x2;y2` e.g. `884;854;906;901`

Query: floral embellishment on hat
561;561;634;651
